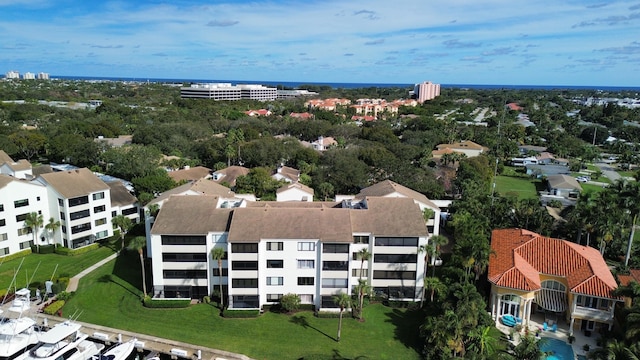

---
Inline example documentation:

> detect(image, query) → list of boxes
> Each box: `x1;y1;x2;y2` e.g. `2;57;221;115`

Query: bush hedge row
54;243;100;256
43;300;65;315
143;297;191;308
315;311;343;318
222;309;260;318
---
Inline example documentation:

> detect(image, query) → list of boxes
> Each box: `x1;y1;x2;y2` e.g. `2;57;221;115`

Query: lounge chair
551;323;557;332
501;314;517;327
543;322;548;331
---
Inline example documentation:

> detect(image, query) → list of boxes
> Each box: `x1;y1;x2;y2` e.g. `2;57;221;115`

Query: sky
1;0;640;87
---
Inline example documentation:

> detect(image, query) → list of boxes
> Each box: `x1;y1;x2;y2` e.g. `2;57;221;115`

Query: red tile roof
619;269;640;286
489;229;617;298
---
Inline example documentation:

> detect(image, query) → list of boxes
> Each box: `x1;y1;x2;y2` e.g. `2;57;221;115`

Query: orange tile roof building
488;228;619;336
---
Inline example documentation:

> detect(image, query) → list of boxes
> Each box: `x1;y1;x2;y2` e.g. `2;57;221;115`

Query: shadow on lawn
384;307;424;355
103;251;145;297
290;315;336;342
297;349;370;360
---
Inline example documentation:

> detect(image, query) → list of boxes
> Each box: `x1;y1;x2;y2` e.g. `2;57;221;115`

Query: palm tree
354;279;371;321
589;339;639;360
112;215;133;253
356;248;370;280
423;276;446;302
127;236;148;297
417;243;434;307
44;217;61;248
24;212;43;253
468;326;497;358
211;247;226;308
332;292;351;342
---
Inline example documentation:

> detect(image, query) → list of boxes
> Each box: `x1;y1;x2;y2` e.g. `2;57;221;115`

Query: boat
94;339;136;360
0;288;41;360
14;321;104;360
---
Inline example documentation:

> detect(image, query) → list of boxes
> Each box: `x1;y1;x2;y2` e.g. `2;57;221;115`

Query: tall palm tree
621;181;640;267
44;217;61;248
332;292;351;342
127;236;148;297
24;212;43;253
211;247;226;308
354;279;371;321
356;248;370;280
468;326;497;358
112;215;133;253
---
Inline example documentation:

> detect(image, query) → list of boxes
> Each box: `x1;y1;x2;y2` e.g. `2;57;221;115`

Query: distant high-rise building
412;81;441;103
5;70;20;79
37;72;50;80
23;72;35;80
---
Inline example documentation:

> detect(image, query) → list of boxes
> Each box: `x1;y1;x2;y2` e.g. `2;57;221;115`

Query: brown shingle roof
436;140;487;151
212;166;250;186
151;195;231;235
228;207;353;243
547;174;582;191
0;150;14;164
3;159;31;171
39;168;109;198
355;180;439;209
276;182;314;195
274;166;300;183
488;229;618;298
167;166;212;182
148;179;235;206
108;182;137;207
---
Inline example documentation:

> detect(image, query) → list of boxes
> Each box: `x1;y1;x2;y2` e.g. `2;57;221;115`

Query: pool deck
496;312;600;358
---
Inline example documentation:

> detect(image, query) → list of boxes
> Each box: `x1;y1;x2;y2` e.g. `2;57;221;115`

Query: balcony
572;305;613;322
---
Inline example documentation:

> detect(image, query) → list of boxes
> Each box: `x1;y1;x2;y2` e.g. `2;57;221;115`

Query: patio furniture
543;322;548;331
551;323;557;332
501;314;517;327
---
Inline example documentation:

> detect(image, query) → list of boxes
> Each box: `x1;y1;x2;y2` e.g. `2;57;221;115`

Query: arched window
536;280;568;312
541;280;566;292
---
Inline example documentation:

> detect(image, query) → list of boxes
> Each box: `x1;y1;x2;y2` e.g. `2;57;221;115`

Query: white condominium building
37;168;114;249
0;175;51;256
149;194;431;310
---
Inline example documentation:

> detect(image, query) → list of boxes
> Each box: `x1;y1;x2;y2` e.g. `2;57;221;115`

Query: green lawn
3;249;423;360
580;183;608;193
494;176;540;199
0;244;116;291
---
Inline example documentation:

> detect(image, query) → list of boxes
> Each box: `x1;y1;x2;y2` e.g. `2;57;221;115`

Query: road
594;161;622;182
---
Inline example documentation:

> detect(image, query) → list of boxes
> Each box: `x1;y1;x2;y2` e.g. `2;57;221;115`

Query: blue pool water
540;337;575;360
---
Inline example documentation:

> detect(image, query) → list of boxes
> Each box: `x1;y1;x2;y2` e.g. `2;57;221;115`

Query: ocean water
50;75;640;92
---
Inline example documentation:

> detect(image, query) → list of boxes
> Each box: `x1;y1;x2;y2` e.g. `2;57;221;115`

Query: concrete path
66;253;118;292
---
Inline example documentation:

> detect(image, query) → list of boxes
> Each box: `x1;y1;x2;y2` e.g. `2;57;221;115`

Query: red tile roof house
488;228;619;336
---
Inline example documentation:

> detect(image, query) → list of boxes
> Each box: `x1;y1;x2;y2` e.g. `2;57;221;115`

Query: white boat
14;321;104;360
0;288;40;360
94;339;136;360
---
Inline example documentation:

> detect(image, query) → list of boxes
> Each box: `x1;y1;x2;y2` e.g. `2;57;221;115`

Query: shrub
202;296;211;304
56;291;72;301
43;300;65;315
222;309;260;318
280;293;301;313
54;243;100;256
39;245;56;254
143;298;191;308
316;311;342;318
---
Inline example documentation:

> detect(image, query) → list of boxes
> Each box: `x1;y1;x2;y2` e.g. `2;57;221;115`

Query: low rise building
149;195;430;310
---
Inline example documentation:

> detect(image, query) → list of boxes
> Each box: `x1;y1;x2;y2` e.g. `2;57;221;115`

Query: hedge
43;300;66;315
315;311;343;318
143;297;191;308
0;249;31;262
222;309;260;318
55;243;100;256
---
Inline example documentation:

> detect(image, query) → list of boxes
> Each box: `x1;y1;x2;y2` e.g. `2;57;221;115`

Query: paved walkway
66;253;118;292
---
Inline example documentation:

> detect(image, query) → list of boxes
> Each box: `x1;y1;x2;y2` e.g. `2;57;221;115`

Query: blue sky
1;0;640;86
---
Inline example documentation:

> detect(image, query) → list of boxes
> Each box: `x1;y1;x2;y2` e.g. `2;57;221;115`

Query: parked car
576;176;590;183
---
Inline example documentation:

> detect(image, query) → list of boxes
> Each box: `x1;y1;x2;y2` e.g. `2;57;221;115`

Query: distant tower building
5;70;20;79
23;72;35;80
37;72;50;80
412;81;441;103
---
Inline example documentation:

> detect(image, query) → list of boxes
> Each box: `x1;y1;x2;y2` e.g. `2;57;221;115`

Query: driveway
594;161;622;182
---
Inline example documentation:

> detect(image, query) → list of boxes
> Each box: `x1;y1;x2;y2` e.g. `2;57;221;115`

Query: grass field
0;244;116;291
494;175;540;199
2;248;423;360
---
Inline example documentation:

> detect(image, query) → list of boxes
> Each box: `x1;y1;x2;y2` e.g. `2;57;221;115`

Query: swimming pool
540;337;575;360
